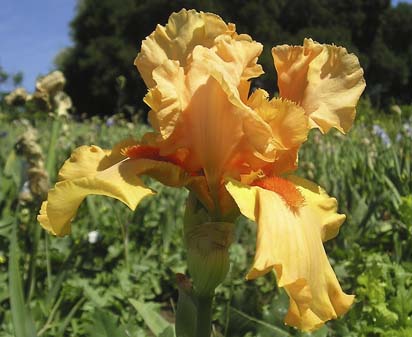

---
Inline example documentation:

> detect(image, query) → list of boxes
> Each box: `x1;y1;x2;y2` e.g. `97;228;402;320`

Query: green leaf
175;275;196;337
86;309;128;337
159;326;176;337
130;299;174;336
231;307;291;337
55;297;85;337
9;219;37;337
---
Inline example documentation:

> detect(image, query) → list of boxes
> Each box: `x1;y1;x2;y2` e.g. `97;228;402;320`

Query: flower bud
184;194;234;296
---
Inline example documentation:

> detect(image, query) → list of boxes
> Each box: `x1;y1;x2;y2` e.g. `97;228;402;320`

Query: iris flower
38;9;365;331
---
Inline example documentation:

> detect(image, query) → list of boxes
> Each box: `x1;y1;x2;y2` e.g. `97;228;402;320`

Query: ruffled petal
273;38;365;133
248;89;309;150
225;177;352;331
144;40;273;188
135;9;231;87
139;10;276;184
38;159;153;236
38;144;193;236
144;60;188;140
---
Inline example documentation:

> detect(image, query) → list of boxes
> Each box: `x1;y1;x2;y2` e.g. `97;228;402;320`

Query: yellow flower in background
38;9;365;331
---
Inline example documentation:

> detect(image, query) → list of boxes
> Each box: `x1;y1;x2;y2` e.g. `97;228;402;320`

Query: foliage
0;65;23;93
0;99;411;336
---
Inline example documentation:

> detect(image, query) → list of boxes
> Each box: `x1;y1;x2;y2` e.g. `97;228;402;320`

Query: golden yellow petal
144;60;188;139
179;76;245;189
38;159;154;236
57;145;109;181
225;178;352;331
212;33;264;86
140;9;274;177
39;150;193;236
57;140;138;182
135;9;230;87
273;38;366;133
188;45;272;161
288;176;346;242
144;40;273;185
248;89;309;150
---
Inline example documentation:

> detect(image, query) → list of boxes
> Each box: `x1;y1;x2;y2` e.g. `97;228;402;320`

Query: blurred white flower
87;230;100;244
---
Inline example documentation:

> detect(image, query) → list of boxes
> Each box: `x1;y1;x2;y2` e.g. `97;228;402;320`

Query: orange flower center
252;176;305;211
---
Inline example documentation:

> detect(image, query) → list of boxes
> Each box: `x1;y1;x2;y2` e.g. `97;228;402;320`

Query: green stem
110;202;129;271
196;295;213;337
46;118;61;180
45;234;52;289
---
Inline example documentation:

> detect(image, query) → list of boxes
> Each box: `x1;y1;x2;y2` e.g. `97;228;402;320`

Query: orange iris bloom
38;9;365;331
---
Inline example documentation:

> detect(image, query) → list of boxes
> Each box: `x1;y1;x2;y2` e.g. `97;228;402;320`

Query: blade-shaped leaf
9;220;37;337
130;299;174;336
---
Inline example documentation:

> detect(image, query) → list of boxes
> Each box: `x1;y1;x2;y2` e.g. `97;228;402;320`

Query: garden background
1;0;412;336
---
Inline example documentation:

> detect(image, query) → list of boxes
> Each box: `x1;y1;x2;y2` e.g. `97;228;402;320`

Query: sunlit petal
144;60;188;140
38;159;153;236
225;178;352;331
273;38;365;133
57;139;137;181
248;89;309;150
135;9;231;87
39;143;194;236
144;39;273;188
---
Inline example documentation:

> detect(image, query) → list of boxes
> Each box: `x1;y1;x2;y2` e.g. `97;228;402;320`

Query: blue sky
0;0;411;92
0;0;76;91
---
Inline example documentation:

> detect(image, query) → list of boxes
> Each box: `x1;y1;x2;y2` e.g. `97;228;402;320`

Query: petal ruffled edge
247;89;309;151
273;38;366;134
38;159;154;236
38;143;194;236
225;177;353;331
134;8;230;87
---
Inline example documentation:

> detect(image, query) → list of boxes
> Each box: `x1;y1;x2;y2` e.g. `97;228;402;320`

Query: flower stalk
195;295;213;337
176;193;235;336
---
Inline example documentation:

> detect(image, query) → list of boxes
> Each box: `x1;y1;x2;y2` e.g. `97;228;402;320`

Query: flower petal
144;41;273;187
135;9;230;87
140;10;276;181
178;75;246;190
273;38;365;133
39;143;194;236
225;178;352;331
57;139;138;181
248;89;309;150
38;159;153;236
144;60;188;140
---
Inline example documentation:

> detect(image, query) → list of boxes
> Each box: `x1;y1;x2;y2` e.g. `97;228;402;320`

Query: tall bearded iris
38;9;365;333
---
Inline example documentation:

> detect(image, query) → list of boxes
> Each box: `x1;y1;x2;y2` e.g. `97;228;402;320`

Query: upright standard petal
135;8;231;87
273;38;366;133
225;178;353;331
143;38;274;189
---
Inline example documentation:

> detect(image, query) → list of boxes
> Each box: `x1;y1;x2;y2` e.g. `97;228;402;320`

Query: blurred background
1;1;412;337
